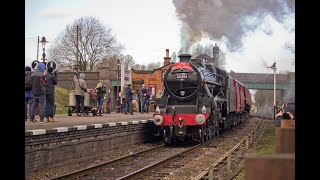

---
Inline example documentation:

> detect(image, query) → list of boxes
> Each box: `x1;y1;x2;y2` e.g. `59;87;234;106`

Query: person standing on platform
137;89;141;113
74;72;87;116
124;84;134;115
120;87;126;113
45;67;58;122
140;84;149;114
95;82;106;116
29;62;47;123
25;66;33;121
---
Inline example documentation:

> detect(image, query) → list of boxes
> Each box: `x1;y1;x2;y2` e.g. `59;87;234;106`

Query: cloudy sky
25;0;295;74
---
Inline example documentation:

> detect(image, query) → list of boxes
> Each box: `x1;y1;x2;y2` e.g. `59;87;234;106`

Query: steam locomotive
153;54;251;144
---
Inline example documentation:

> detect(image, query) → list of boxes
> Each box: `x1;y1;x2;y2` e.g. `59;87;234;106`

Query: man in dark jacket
124;84;134;115
45;67;58;122
25;66;33;121
140;85;151;114
29;62;46;123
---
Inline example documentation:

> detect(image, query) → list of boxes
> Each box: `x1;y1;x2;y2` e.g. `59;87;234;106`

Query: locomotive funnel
178;54;192;62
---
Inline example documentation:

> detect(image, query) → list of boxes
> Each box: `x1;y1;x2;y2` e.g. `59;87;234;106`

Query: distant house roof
194;53;214;62
132;62;174;73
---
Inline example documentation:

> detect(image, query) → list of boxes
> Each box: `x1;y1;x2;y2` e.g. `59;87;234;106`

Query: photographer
74;71;87;116
45;67;58;122
283;101;295;120
275;107;283;127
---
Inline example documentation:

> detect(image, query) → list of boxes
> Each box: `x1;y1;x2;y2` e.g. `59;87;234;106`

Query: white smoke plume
172;0;295;53
282;75;295;103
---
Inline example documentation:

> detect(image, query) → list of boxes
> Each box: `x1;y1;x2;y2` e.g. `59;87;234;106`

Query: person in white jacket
74;72;87;116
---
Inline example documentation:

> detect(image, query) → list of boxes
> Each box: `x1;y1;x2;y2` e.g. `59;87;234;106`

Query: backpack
25;73;32;90
101;86;107;93
32;76;46;95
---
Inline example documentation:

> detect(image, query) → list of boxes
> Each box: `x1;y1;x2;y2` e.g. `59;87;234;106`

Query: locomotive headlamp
155;106;160;114
202;105;206;114
153;115;163;125
195;114;206;124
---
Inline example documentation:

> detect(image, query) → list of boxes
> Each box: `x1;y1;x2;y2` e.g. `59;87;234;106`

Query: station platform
25;112;153;131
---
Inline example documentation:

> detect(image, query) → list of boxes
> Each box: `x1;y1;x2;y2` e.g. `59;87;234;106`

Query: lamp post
116;59;121;113
267;62;277;121
39;36;48;64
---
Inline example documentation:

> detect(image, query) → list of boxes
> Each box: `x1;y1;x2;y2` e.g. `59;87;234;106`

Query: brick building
131;49;174;99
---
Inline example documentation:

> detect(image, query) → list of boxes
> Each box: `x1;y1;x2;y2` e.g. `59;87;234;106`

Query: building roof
194;53;214;61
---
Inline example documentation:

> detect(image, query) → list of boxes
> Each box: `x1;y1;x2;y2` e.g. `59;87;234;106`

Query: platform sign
31;60;39;70
46;61;57;71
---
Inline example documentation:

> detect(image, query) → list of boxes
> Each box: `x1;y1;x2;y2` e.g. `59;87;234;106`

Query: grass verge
54;87;70;114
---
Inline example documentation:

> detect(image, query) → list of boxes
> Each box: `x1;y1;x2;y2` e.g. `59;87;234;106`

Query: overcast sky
25;0;295;74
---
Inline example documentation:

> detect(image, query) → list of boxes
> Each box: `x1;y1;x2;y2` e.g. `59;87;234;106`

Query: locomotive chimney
178;54;192;62
164;49;171;66
212;43;220;67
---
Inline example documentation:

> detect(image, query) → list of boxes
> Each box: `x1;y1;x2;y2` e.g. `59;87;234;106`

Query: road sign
31;60;39;70
46;61;57;71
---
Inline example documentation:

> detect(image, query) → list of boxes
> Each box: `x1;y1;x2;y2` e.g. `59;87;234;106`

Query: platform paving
25;112;153;131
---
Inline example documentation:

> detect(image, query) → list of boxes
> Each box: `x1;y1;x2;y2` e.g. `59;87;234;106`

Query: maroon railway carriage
153;55;251;144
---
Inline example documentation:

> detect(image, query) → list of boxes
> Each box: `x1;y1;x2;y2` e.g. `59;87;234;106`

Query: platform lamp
116;59;121;113
39;36;48;64
267;62;277;122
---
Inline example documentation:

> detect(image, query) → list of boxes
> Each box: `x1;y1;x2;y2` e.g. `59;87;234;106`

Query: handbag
78;79;87;93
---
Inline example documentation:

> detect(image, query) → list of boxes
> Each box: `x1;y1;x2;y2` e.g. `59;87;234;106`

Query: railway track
250;115;274;121
50;118;264;180
50;142;206;179
193;119;265;180
135;118;264;180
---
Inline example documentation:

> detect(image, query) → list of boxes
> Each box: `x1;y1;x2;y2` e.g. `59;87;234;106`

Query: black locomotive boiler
153;54;251;144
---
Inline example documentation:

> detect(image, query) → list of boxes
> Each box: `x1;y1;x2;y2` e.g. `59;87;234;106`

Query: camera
282;112;291;119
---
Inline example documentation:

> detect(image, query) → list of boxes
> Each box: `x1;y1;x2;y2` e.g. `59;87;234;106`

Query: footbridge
229;72;295;90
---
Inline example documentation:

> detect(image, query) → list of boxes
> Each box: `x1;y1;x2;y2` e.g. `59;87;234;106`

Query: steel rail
49;144;165;180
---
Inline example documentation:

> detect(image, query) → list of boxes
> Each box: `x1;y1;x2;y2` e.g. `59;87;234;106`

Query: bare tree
171;52;177;63
133;64;144;70
147;62;162;70
132;61;161;71
122;54;135;67
191;44;226;69
48;16;124;71
97;53;135;73
284;40;295;64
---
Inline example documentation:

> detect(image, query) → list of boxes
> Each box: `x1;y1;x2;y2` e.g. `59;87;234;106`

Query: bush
54;87;70;114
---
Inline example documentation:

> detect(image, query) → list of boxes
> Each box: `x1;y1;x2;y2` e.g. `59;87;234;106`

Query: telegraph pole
73;25;81;70
267;62;277;122
37;36;39;61
76;25;79;69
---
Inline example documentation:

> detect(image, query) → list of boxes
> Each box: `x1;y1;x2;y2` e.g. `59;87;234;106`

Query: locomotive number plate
176;73;188;79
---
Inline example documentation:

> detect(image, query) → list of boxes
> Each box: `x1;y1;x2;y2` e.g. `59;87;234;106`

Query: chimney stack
164;49;171;66
212;43;220;67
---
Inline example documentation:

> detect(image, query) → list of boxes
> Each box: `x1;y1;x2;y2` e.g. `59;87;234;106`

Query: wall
131;63;173;97
56;71;100;90
25;120;158;175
